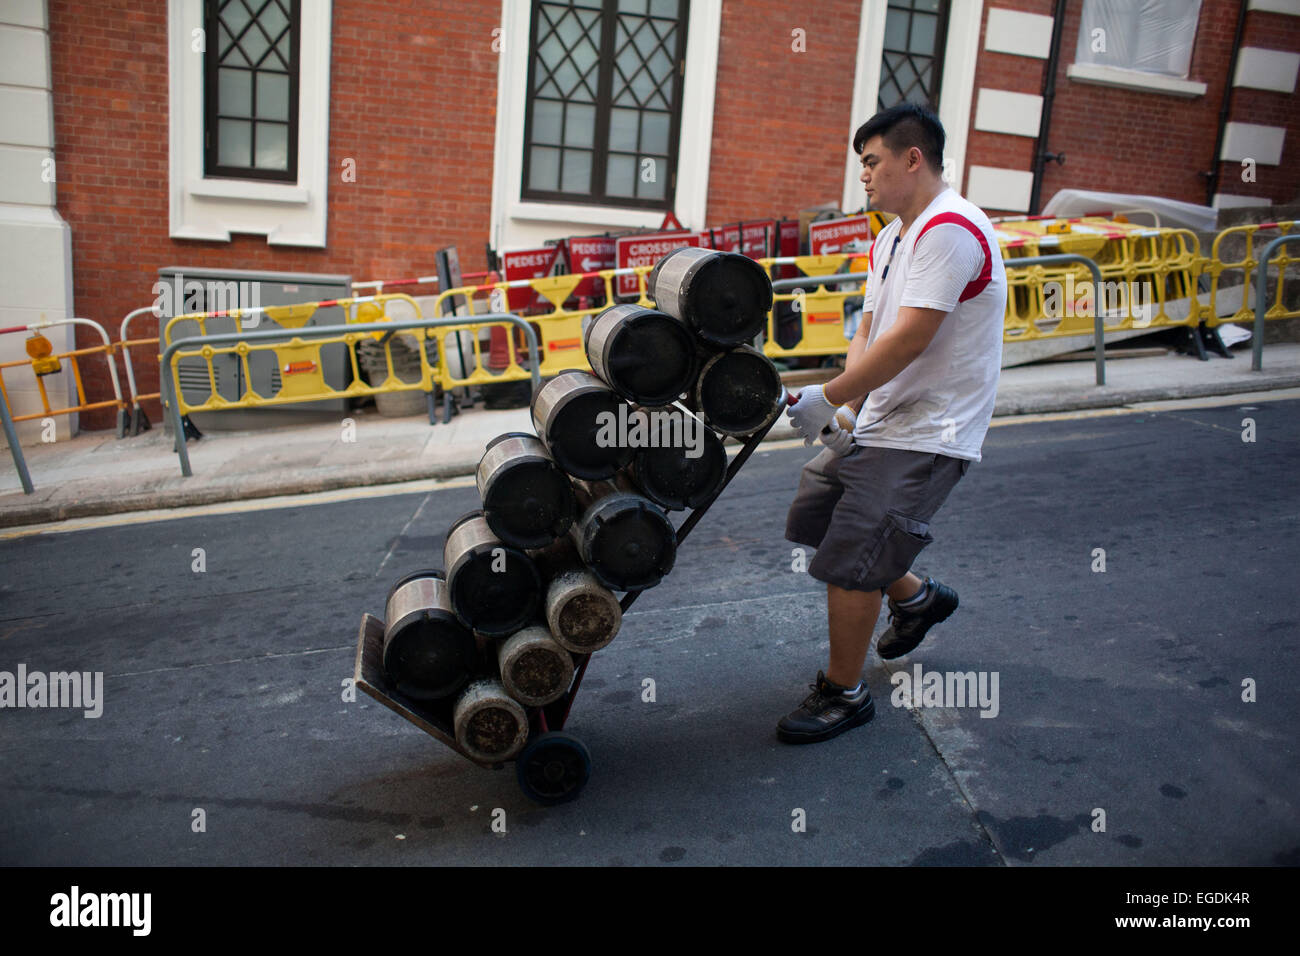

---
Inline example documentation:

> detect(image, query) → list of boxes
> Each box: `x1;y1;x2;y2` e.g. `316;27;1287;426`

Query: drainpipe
1203;0;1249;207
1028;0;1069;216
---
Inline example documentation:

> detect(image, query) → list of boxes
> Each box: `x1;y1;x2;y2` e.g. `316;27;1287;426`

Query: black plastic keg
477;432;578;549
443;510;542;636
382;569;478;701
647;247;773;346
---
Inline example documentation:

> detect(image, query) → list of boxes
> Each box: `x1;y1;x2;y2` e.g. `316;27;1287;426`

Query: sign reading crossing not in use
615;231;707;297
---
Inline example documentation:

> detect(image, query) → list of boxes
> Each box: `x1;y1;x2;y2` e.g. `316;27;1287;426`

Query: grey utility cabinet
158;267;353;423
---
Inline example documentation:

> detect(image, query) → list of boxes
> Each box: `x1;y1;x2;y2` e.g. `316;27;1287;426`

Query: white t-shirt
853;187;1006;462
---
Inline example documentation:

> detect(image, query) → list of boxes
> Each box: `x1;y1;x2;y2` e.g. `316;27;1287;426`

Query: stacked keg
380;247;782;764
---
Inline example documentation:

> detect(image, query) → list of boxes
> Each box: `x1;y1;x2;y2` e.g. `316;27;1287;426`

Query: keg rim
445;508;488;540
483;430;542;454
385;567;446;602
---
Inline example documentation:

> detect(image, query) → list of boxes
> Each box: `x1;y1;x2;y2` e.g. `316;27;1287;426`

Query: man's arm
840;309;873;415
822;305;947;408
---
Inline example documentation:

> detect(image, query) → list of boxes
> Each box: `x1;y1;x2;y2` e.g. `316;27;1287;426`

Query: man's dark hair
852;103;945;174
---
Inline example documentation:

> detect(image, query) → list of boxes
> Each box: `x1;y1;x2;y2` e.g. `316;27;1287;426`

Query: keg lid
603;310;697;405
482;458;578;549
383;611;476;701
447;545;542;635
633;430;727;510
688;253;774;345
544;390;634;480
698;347;782;435
581;494;676;591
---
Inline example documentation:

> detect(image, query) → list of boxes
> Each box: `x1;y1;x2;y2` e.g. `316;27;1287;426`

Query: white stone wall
0;0;76;449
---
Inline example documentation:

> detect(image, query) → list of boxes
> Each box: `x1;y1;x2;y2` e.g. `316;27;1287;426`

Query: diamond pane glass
221;1;252;39
243;25;270;64
525;0;684;205
262;2;289;38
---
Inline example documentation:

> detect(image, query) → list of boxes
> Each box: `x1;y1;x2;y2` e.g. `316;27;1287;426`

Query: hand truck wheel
516;731;591;805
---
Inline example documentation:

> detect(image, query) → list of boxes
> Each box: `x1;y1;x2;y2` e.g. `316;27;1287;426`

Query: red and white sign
501;245;564;312
808;215;875;256
710;224;741;253
566;236;617;298
615;231;707;297
741;221;776;259
776;220;801;278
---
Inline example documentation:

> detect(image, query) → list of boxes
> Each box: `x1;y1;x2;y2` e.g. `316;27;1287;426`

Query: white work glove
786;384;837;446
818;405;858;456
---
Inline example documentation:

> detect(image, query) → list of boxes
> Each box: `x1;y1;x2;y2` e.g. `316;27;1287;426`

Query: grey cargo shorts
785;443;970;592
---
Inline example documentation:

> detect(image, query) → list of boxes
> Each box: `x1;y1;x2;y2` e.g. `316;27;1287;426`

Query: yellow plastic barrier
163;293;436;416
1203;220;1299;328
169;327;438;416
162;291;425;346
428;266;657;385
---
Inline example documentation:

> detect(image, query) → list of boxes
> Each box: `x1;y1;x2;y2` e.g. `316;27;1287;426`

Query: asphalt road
1;396;1297;866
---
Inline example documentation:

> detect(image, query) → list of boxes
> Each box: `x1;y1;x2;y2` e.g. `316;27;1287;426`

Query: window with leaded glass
877;0;950;112
204;0;301;181
523;0;688;209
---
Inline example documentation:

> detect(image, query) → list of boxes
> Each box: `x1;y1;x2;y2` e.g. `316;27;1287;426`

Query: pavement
1;397;1296;865
2;340;1300;528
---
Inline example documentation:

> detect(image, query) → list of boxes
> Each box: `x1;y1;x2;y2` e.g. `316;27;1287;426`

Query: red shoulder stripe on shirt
912;212;992;302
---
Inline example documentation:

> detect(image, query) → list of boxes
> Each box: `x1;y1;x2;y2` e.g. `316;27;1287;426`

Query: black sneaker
877;577;958;660
776;670;875;744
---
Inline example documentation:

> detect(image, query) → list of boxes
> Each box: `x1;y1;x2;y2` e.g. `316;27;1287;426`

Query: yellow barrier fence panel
1205;220;1297;328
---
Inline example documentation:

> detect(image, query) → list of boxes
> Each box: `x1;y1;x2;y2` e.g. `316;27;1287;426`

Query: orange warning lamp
26;334;61;376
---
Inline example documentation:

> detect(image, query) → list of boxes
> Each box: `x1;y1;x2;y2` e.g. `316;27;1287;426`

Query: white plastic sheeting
1074;0;1203;78
1040;189;1219;232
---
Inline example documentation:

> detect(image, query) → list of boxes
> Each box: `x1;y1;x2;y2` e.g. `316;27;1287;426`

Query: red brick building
2;0;1296;437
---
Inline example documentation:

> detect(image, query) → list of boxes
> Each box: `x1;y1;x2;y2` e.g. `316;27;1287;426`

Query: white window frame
490;0;721;250
842;0;983;210
167;0;332;247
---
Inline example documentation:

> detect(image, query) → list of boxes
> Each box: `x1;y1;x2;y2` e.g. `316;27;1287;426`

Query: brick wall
703;0;861;223
1224;5;1300;206
964;0;1299;217
963;0;1051;214
49;0;501;429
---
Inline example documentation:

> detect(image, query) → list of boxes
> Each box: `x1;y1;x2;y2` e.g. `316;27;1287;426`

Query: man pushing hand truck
779;103;1008;744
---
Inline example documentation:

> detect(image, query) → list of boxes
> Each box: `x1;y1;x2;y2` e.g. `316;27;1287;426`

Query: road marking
374;491;434;577
4;388;1296;539
0;476;477;540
